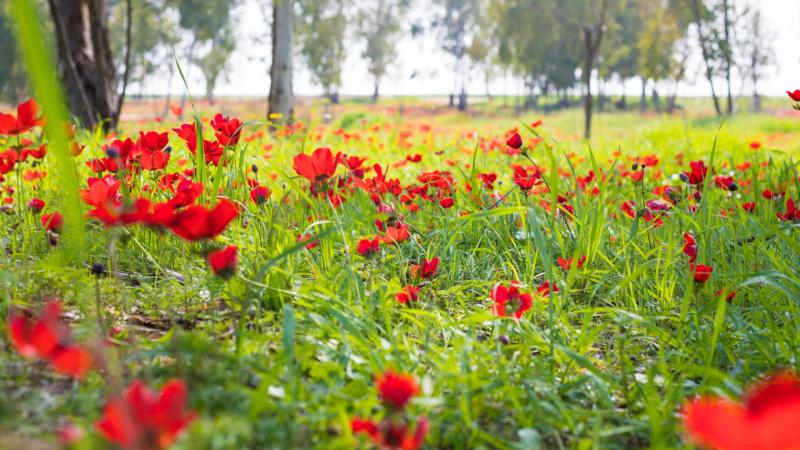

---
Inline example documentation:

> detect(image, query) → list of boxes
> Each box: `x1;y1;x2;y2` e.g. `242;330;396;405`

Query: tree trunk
751;72;761;113
652;86;661;113
723;0;733;115
48;0;118;130
162;62;175;118
458;87;467;111
268;0;293;122
112;0;132;128
640;77;647;113
691;0;723;116
371;76;380;103
582;27;604;139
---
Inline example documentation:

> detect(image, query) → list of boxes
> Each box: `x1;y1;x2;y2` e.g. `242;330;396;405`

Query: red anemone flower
7;300;93;378
777;198;800;222
351;416;429;450
410;257;439;280
96;379;197;450
395;285;420;304
27;197;45;214
557;256;586;271
207;245;238;279
357;238;381;257
536;280;559;297
506;133;523;149
41;212;64;232
167;200;238;241
512;165;541;193
691;263;713;283
210;114;243;146
786;90;800;102
249;185;271;205
293;147;340;186
683;233;698;263
683;161;708;185
492;282;533;319
382;224;410;244
376;370;419;410
681;371;800;450
0;99;43;135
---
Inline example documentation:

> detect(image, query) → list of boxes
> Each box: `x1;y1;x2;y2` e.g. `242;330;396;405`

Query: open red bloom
395;285;420;304
492;282;533;319
27;197;45;214
683;161;708;185
96;379;197;450
536;280;559;297
512;165;541;193
208;245;238;279
293;147;340;186
167;200;238;241
777;198;800;222
787;90;800;102
357;237;381;257
410;257;439;280
682;371;800;450
506;133;523;149
173;124;225;165
137;131;169;152
352;416;429;450
382;224;410;244
683;233;698;263
210;114;243;147
691;263;713;283
376;371;419;410
7;300;93;378
557;256;586;271
249;185;271;204
41;212;64;232
0;99;43;135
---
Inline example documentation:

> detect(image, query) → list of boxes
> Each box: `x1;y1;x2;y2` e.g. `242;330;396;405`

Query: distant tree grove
1;0;777;137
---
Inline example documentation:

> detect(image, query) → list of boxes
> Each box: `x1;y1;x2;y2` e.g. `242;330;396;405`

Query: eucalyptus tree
355;0;411;102
297;0;349;103
431;0;480;111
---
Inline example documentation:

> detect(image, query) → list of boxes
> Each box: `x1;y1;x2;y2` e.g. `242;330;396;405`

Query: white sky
140;0;800;98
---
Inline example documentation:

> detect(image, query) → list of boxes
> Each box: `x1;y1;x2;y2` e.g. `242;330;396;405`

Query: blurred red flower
41;212;64;232
376;370;418;410
786;90;800;102
395;285;420;304
351;416;429;450
410;257;439;280
691;263;713;283
682;371;800;450
357;237;381;257
0;99;43;135
168;200;238;241
27;197;45;214
208;245;238;279
249;185;271;204
683;233;697;263
7;300;93;378
777;198;800;222
96;379;196;450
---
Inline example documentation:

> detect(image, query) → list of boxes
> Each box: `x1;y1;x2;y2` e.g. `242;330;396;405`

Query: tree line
0;0;777;137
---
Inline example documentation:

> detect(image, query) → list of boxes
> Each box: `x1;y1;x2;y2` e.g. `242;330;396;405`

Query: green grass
1;95;800;450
